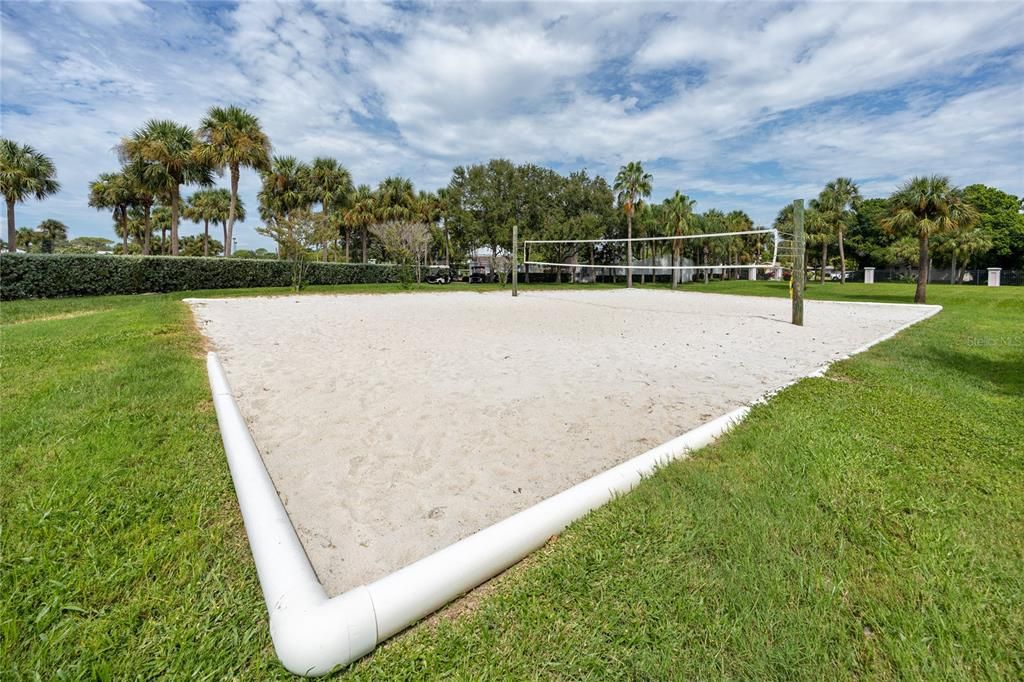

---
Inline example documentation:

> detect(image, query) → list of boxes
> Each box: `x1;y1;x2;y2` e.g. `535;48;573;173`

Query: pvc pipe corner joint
269;586;377;676
208;353;377;675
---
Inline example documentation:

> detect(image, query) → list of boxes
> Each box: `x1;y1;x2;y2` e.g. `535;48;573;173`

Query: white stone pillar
748;266;757;281
987;268;1001;287
773;266;783;281
864;267;875;284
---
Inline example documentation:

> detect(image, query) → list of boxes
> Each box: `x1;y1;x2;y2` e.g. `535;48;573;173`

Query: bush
0;253;412;300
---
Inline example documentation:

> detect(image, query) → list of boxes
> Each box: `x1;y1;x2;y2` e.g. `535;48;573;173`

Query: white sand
189;289;937;596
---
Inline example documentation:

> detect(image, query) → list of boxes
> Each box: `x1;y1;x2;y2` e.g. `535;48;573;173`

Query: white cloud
1;26;33;64
64;0;150;27
746;83;1024;196
1;0;1022;242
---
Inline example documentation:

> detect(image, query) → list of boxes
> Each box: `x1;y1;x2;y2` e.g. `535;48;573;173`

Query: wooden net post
512;224;519;297
792;199;805;326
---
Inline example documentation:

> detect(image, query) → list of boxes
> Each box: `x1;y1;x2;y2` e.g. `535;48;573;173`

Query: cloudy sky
2;0;1022;249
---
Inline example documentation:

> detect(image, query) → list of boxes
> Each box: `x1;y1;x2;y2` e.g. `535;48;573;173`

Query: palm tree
122;160;158;255
1;139;60;253
119;208;154;252
434;186;455;268
152;206;172;254
185;190;218;257
883;175;978;303
258;156;309;226
122;206;156;253
197;106;272;257
663;193;696;287
700;209;730;283
375;176;417;221
344;184;377;263
36;218;68;252
118;120;213;256
613;161;652;287
207;188;244;255
416;190;444;265
304;157;354;260
817;178;861;283
37;218;68;242
372;176;418;263
941;226;992;284
16;226;37;251
807;196;835;283
629;202;661;284
721;210;754;279
88;172;134;253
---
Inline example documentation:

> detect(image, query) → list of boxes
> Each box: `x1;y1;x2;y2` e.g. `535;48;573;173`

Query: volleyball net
521;228;784;281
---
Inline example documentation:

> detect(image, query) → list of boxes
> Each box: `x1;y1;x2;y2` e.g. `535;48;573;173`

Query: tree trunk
821;243;828;283
590;244;596;284
362;226;368;263
649;242;655;284
321;199;330;262
345;229;351;262
170;188;181;256
915;234;929;304
640;241;646;286
161;225;167;254
444;225;451;269
703;246;709;283
120;207;129;253
225;165;239;257
142;204;152;255
838;230;847;284
951;251;956;285
671;242;680;289
6;198;16;253
626;212;633;288
203;219;209;257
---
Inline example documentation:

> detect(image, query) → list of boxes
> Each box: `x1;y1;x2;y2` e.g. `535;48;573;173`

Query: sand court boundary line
203;297;942;676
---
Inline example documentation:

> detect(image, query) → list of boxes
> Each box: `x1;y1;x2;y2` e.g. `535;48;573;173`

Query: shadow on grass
685;282;923;305
806;290;920;305
909;345;1024;397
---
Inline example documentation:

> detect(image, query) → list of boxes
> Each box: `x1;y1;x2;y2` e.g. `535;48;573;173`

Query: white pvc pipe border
207;352;747;675
206;302;943;676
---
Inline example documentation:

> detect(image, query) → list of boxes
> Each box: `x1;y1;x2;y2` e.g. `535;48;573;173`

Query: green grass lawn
2;281;1022;679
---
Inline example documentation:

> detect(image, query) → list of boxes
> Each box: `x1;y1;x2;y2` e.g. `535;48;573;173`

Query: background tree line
3;108;1022;301
773;176;1023;302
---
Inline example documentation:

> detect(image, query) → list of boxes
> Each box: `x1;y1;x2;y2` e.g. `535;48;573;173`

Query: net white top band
522;228;776;246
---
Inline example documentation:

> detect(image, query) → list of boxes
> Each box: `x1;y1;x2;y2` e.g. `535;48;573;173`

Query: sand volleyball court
188;289;938;595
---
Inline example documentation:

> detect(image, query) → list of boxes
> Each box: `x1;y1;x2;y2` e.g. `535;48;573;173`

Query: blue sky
2;0;1023;249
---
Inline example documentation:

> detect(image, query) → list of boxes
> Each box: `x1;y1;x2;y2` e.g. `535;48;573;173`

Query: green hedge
0;253;410;300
